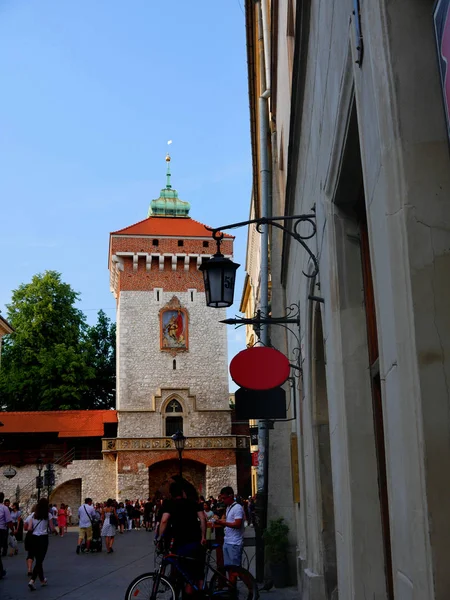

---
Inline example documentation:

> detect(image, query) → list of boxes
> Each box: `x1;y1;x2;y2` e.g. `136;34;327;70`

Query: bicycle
124;541;258;600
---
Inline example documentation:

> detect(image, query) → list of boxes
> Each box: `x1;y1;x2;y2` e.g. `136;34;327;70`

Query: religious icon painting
160;296;189;353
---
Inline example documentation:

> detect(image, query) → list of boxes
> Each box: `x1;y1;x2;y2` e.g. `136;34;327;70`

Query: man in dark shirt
159;481;206;595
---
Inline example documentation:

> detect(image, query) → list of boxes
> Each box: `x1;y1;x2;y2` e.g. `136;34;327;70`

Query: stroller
80;520;102;553
90;520;102;552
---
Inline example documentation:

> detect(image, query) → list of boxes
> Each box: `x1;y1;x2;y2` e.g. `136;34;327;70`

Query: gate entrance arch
148;459;206;499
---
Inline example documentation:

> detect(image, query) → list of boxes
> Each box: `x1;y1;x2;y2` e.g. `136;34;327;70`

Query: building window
203;241;209;248
173;359;176;370
178;240;184;247
166;416;183;436
153;239;159;246
164;399;184;436
166;400;183;413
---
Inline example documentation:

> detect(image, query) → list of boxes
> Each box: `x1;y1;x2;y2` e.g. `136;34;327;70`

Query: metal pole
255;0;272;584
179;450;183;478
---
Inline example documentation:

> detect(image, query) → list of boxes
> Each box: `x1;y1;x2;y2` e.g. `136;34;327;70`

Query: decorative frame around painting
160;296;189;355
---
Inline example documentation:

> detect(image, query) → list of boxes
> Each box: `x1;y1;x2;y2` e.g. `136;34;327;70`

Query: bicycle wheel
124;573;176;600
209;565;259;600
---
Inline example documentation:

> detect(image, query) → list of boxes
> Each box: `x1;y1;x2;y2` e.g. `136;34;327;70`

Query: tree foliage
0;271;115;411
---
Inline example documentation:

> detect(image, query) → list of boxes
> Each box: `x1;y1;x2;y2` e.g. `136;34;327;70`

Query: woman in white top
24;498;55;591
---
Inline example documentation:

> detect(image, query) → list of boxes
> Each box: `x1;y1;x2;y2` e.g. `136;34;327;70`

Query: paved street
0;527;297;600
0;528;156;600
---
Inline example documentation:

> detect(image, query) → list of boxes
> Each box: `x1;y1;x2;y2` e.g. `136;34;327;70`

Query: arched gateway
148;459;206;499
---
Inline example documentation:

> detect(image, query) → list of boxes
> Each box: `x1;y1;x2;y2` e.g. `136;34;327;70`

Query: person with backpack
76;498;97;554
24;497;55;590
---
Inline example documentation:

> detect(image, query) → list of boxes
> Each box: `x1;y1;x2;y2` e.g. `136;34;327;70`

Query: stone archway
148;459;206;499
49;478;82;523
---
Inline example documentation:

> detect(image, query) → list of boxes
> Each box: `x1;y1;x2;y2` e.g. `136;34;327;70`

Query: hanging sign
434;0;450;143
235;386;287;420
230;346;290;391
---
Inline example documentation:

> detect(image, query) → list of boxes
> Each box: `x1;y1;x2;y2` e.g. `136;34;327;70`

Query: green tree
84;310;116;409
0;271;115;411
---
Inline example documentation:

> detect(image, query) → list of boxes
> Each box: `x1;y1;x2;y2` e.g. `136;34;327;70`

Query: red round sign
230;346;290;390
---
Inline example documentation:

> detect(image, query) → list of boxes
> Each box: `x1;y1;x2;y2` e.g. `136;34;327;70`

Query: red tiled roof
0;410;117;438
111;216;233;238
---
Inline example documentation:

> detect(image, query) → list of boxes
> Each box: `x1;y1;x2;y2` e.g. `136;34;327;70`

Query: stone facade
244;0;450;598
1;456;116;520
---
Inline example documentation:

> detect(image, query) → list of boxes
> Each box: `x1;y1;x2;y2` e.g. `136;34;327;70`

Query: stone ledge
102;435;249;452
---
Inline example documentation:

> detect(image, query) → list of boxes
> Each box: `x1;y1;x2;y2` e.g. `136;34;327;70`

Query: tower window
153;239;159;246
191;291;194;302
173;359;177;370
166;400;183;413
203;241;209;248
164;399;184;436
166;416;183;436
178;240;184;247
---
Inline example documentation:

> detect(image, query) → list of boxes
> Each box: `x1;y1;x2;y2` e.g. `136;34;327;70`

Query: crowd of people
0;484;256;593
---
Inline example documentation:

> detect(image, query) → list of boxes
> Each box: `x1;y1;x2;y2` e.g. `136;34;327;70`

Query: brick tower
107;155;248;499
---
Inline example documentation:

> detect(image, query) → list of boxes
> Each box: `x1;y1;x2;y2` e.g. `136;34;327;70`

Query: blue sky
0;0;251;389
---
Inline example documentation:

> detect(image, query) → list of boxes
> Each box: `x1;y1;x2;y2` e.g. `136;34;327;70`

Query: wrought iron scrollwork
207;213;319;278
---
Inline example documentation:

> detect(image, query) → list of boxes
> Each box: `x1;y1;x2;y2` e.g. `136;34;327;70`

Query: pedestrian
76;498;97;554
143;498;153;531
1;499;11;557
101;498;118;554
66;505;72;529
158;481;207;597
10;502;23;542
133;500;141;530
51;504;58;535
125;500;134;531
24;497;55;590
204;501;215;541
25;504;37;578
58;503;67;537
0;492;12;579
216;486;245;570
117;502;127;534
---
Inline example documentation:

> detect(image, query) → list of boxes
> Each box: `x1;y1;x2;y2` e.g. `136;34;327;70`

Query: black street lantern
199;248;240;308
171;430;187;477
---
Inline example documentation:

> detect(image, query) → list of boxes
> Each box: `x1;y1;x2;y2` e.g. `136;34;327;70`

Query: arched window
165;399;183;436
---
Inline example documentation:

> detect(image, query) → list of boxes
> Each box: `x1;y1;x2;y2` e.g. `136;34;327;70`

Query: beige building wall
244;0;450;598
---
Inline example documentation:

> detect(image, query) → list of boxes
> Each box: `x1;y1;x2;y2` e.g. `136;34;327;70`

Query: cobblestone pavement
0;527;298;600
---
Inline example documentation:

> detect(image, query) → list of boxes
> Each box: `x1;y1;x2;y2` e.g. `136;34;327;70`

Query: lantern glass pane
208;267;226;307
222;265;236;306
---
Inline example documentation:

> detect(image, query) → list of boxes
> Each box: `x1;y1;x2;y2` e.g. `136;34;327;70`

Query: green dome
147;156;191;217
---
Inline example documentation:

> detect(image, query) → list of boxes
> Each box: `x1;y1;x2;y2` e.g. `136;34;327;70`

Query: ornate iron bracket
206;213;319;278
222;305;303;372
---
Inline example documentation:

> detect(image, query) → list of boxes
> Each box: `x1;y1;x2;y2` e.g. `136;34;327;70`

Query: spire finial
166;140;172;189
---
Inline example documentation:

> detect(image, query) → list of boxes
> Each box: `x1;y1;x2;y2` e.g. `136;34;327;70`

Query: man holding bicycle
158;481;207;596
216;486;245;568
